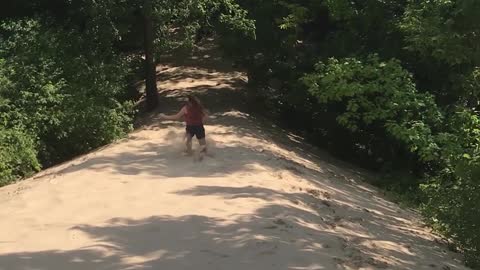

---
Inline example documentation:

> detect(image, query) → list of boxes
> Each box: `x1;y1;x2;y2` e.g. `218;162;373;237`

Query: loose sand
0;44;470;270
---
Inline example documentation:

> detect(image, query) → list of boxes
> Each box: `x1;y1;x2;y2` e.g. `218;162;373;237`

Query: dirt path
0;44;469;270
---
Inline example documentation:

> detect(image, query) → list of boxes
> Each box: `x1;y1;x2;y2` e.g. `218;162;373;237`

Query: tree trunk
143;0;159;111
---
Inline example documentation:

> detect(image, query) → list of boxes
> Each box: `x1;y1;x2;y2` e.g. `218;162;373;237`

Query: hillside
0;44;469;270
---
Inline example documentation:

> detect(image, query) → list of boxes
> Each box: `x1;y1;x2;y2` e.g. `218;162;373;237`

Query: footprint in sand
283;164;304;175
254;240;278;256
271;171;284;180
321;199;333;208
325;220;337;229
347;216;365;223
335;237;390;269
200;249;230;258
291;199;301;205
273;218;293;229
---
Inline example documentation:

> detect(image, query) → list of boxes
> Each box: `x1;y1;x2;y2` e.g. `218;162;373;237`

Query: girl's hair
187;95;204;111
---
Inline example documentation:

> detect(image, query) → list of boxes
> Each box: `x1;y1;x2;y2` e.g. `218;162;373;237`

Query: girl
160;95;208;156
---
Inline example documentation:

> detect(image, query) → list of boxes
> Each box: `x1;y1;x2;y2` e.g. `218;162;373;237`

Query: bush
0;128;40;185
302;55;443;163
422;163;480;267
421;109;480;267
303;55;480;268
0;18;134;174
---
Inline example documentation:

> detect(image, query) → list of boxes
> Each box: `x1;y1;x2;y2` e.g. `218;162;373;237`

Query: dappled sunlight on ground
0;41;470;270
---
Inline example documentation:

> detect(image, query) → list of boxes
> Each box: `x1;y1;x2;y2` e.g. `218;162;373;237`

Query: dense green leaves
0;128;40;185
303;55;480;265
400;0;480;66
400;0;480;106
0;18;134;180
150;0;255;53
303;55;443;161
0;0;254;181
223;0;480;267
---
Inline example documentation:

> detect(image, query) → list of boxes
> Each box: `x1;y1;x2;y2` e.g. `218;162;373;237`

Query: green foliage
303;55;480;265
0;0;253;183
151;0;255;53
422;163;480;267
222;1;480;266
420;109;480;267
0;18;134;170
303;55;442;161
324;57;480;265
216;0;256;38
399;0;480;106
400;0;480;67
0;128;40;185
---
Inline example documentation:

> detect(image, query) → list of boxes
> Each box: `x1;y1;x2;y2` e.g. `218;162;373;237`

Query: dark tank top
184;104;203;125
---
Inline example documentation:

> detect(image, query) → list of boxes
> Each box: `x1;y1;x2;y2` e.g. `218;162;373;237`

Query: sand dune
0;44;469;270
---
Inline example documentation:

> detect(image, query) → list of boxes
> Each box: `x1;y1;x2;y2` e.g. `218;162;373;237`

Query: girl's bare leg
185;133;193;155
197;138;207;161
199;138;207;153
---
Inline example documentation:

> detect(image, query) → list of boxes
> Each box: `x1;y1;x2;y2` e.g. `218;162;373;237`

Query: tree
0;0;254;182
399;0;480;107
143;0;159;111
125;0;255;110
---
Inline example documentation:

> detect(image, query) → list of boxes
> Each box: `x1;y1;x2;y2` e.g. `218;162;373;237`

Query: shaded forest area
1;0;479;268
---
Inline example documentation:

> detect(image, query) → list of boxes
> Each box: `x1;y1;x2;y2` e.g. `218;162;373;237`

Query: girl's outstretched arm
160;107;186;121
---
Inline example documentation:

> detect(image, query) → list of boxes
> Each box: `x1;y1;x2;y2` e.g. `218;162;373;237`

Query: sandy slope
0;44;470;270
